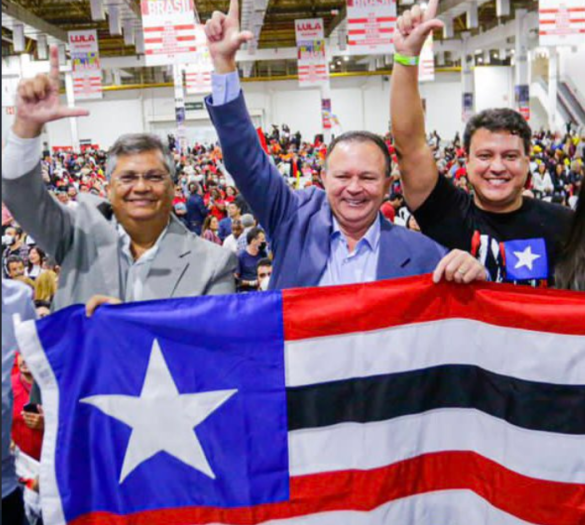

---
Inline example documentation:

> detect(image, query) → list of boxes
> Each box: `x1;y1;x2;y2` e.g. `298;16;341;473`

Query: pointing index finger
228;0;239;20
424;0;440;21
49;45;61;85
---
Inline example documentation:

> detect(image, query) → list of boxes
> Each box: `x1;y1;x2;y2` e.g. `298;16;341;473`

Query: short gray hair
106;134;176;180
241;213;255;228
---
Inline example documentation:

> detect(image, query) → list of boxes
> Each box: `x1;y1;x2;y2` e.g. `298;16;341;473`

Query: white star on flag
513;246;542;271
80;339;237;483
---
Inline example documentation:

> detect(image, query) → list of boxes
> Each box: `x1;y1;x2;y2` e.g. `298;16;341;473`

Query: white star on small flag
513;246;542;271
80;339;237;483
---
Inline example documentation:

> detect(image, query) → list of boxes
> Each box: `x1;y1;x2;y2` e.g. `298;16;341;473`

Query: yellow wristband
394;53;420;66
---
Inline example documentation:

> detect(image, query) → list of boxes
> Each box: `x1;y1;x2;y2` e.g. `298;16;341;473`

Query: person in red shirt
11;354;43;460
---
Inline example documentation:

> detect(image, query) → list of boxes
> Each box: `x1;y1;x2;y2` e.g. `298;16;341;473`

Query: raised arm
2;45;89;262
391;0;444;211
204;0;300;245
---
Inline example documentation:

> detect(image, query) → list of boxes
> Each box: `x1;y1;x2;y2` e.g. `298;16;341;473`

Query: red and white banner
141;0;199;66
68;30;102;100
295;18;330;88
184;25;212;95
347;0;397;55
539;0;585;46
418;33;434;82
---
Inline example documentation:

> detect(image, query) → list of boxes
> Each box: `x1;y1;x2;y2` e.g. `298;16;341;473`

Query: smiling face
322;141;390;238
108;150;174;226
466;129;530;213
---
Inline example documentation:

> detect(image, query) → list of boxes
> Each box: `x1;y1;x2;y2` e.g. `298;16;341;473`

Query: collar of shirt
116;220;170;267
331;214;381;255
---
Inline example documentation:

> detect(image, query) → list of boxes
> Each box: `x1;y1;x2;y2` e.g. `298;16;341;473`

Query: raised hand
394;0;444;58
14;45;89;138
204;0;254;73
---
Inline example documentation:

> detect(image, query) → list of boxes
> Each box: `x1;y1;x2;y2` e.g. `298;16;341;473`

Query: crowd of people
1;0;584;521
3;123;582;297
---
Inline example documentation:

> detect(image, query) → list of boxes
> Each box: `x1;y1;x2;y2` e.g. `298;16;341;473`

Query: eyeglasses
113;172;170;187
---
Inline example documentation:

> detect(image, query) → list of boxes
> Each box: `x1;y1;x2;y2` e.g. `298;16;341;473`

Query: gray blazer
2;165;237;311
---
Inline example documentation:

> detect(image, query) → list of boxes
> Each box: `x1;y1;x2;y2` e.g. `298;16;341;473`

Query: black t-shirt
414;175;574;286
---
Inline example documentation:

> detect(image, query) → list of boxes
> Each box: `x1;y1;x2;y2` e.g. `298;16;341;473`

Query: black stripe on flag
287;365;585;435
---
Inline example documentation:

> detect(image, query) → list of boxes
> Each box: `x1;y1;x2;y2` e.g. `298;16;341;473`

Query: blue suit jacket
206;93;447;290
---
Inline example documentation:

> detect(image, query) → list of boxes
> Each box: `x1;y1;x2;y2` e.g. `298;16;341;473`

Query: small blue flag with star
503;238;549;281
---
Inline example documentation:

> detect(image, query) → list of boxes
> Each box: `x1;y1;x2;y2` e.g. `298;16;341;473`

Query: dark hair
555;186;585;291
27;246;46;271
6;255;24;268
34;300;51;309
246;227;264;245
463;108;532;156
257;258;272;270
326;131;392;178
106;134;175;179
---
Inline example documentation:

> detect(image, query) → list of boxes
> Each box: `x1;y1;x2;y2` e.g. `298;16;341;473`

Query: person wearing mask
256;258;273;291
2;279;36;522
2;227;30;276
2;46;236;312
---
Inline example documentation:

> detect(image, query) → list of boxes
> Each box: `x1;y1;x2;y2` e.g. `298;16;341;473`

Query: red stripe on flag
69;451;585;525
282;275;585;340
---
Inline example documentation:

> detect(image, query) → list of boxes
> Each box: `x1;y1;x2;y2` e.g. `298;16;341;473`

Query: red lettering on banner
70;34;96;43
297;21;323;32
143;0;192;16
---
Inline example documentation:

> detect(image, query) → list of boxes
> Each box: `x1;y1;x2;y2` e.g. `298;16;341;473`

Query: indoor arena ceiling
2;0;539;82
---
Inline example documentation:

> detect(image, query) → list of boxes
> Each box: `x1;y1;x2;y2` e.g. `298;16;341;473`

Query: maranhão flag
15;275;585;525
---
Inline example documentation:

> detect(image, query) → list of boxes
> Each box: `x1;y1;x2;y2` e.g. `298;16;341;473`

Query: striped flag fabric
68;30;102;100
347;0;397;55
16;276;585;525
539;0;585;46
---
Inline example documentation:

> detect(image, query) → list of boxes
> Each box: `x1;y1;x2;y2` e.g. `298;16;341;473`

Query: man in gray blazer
2;47;236;312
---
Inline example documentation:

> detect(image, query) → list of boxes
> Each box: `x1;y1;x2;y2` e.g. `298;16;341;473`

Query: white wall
558;44;585;96
474;66;513;112
419;73;462;140
2;70;526;150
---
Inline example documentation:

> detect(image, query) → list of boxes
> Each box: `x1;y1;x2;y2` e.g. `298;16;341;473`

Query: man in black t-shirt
390;0;573;286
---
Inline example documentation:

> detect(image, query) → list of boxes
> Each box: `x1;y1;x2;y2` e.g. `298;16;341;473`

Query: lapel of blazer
142;218;192;301
93;202;123;297
376;219;413;280
295;199;333;288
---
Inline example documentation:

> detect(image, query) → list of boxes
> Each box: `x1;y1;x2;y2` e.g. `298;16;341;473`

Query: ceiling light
343;56;349;62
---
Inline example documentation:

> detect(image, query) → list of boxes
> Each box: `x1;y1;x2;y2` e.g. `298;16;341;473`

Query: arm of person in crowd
204;0;300;245
2;45;89;263
432;249;489;284
390;0;444;211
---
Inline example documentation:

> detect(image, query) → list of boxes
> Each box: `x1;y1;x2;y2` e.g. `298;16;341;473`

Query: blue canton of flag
503;238;549;281
26;293;289;523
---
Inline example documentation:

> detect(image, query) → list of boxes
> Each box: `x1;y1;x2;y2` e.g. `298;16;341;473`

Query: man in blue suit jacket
204;0;486;290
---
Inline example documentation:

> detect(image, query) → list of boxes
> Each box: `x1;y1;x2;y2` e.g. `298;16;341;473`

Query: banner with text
68;30;102;100
295;18;330;88
184;25;212;95
347;0;397;55
539;0;585;46
141;0;198;66
418;34;435;83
